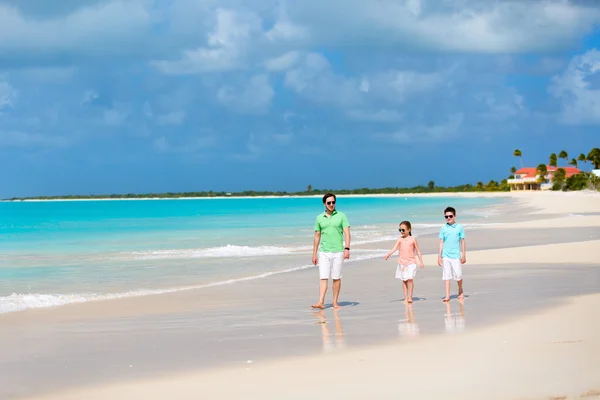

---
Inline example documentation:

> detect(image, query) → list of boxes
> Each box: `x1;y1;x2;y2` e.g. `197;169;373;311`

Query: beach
2;191;600;400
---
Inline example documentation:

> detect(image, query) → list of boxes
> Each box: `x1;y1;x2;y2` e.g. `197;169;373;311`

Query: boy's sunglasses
444;215;454;219
398;229;405;233
326;201;336;205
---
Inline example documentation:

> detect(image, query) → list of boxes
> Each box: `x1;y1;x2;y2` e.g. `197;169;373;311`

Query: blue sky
1;0;600;197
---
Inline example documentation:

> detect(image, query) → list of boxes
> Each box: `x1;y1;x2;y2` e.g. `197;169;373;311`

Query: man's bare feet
442;297;450;302
333;303;341;309
311;303;325;309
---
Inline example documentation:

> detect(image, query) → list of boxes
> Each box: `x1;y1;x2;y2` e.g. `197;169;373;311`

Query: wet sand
2;191;599;400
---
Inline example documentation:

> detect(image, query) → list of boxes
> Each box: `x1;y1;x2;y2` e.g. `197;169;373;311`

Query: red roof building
508;166;582;191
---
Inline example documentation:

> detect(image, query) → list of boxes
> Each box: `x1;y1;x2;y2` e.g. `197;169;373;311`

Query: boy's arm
460;238;466;264
384;239;400;260
437;239;444;266
414;239;424;267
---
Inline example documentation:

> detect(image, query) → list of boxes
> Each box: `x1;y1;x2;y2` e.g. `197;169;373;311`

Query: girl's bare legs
407;279;414;303
402;281;408;302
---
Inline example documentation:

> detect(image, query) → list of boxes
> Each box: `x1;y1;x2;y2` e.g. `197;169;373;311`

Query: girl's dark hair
400;221;412;236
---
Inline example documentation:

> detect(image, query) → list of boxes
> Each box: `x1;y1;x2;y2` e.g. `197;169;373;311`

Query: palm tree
513;149;523;168
536;164;548;185
510;166;517;174
558;150;568;166
569;158;578;168
552;168;567;190
307;185;312;192
587;148;600;169
577;153;587;168
549;153;558;167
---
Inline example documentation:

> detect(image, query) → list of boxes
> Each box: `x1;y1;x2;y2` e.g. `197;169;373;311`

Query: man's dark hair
322;193;336;203
444;206;456;215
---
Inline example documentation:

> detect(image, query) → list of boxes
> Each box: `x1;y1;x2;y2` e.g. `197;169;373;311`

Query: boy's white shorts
442;258;463;281
318;252;344;279
395;264;417;281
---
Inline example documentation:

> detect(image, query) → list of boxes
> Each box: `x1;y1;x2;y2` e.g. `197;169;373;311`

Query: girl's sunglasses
398;229;406;233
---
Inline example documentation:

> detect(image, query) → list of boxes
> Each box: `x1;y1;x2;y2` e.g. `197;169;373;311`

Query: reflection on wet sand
313;309;345;352
398;302;420;338
444;299;465;334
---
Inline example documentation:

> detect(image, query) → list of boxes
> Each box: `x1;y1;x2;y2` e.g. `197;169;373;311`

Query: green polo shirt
314;210;350;253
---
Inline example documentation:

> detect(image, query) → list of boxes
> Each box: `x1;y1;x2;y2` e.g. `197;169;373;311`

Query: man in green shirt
311;193;351;309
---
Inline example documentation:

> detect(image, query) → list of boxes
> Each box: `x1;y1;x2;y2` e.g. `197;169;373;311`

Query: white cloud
0;1;151;56
281;52;447;109
285;0;600;53
270;133;293;145
0;81;16;111
346;109;404;122
81;90;99;104
264;51;301;71
152;8;262;75
283;52;362;107
157;111;186;126
103;108;127;125
153;135;216;154
0;130;72;148
217;74;274;114
474;91;526;121
372;113;464;143
549;49;600;125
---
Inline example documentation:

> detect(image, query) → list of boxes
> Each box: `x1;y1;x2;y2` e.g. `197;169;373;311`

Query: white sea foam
0;249;388;314
129;244;310;260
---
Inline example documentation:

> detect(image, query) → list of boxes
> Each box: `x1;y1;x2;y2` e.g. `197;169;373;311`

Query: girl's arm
414;239;424;268
384;239;401;260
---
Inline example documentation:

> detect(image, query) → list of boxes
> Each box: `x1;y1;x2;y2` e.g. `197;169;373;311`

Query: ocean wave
129;244;310;260
0;249;388;314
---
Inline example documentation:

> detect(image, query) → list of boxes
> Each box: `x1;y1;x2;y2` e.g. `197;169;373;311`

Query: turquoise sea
0;196;503;314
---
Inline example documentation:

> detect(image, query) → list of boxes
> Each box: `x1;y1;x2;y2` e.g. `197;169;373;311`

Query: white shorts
442;258;463;281
395;264;417;281
318;252;344;280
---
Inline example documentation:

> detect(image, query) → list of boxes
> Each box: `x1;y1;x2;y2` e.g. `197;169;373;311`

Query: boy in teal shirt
437;206;466;302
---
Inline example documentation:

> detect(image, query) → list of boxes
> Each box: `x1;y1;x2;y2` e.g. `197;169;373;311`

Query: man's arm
460;238;466;264
312;231;321;265
343;227;351;259
437;239;444;266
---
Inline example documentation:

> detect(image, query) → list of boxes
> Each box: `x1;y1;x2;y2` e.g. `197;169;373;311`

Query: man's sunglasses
444;215;454;219
326;201;336;205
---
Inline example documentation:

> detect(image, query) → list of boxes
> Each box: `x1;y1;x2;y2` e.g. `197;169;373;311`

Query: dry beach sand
3;191;599;400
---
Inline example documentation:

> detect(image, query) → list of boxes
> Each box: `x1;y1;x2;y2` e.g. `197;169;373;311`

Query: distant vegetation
510;147;600;191
6;181;513;201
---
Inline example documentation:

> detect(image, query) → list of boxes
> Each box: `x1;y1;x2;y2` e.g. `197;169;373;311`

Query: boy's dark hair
400;220;412;236
322;193;336;203
444;206;456;215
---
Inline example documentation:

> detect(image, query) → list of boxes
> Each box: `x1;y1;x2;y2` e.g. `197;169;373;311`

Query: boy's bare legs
407;280;414;303
457;279;464;300
443;279;451;302
332;279;341;309
312;279;328;309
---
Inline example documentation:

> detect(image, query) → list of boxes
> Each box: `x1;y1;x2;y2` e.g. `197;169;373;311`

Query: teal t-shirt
314;210;350;252
439;223;465;259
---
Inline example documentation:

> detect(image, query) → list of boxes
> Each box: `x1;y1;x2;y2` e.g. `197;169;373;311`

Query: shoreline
3;191;518;202
4;189;597;202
